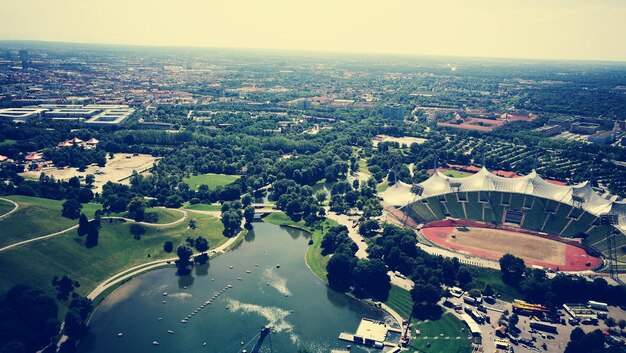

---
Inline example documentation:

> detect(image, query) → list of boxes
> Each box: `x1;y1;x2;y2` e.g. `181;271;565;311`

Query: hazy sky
1;0;625;61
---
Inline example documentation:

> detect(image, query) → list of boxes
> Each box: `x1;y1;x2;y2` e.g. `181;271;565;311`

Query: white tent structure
382;167;626;230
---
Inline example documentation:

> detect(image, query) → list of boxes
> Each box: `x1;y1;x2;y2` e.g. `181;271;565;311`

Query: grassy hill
183;173;239;190
0;212;226;305
0;199;15;216
0;196;101;248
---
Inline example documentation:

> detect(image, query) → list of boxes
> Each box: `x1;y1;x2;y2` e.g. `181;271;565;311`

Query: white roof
382;167;626;227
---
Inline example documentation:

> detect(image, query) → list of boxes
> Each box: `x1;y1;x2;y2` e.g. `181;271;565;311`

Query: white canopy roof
382;167;626;227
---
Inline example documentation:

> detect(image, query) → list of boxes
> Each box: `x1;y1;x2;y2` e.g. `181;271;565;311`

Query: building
84;107;135;126
548;117;575;130
382;104;406;120
535;125;563;137
0;107;47;122
588;131;616;144
570;122;601;135
43;107;99;121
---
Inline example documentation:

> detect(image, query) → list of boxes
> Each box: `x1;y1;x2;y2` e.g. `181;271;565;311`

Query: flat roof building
84;108;135;126
0;107;47;121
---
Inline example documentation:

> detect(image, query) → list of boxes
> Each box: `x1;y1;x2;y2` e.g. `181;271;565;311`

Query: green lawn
409;313;473;353
182;203;223;211
386;285;415;319
469;266;521;302
385;286;472;353
0;199;15;217
377;179;390;193
262;211;338;282
0;139;16;146
357;158;372;176
442;170;472;178
0;196;101;248
0;212;226;314
144;208;184;224
183;173;240;190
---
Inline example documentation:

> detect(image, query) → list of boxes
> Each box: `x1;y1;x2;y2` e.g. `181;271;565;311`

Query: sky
1;0;625;62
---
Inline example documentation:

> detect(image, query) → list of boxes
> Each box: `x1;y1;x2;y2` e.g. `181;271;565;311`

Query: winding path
0;207;188;253
0;197;19;219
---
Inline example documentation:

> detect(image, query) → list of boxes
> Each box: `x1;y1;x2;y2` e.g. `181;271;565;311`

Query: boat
152;341;159;345
167;330;174;334
276;264;280;268
162;292;167;296
237;277;242;281
246;270;251;273
227;285;233;288
181;319;188;323
203;342;207;346
157;318;162;321
229;265;234;269
117;332;123;337
162;300;166;304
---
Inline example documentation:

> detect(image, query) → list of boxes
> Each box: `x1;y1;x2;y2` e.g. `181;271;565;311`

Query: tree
352;259;391;301
327;252;355;292
130;224;145;240
62;199;82;219
499;254;526;284
221;209;242;237
244;205;255;224
85;220;99;248
163;240;174;253
618;319;626;333
315;191;327;203
77;213;89;236
484;283;495;297
605;317;617;331
127;196;146;222
457;267;474;288
194;236;209;253
188;218;197;230
85;174;95;187
52;276;80;301
411;283;441;306
358;219;380;238
0;285;60;353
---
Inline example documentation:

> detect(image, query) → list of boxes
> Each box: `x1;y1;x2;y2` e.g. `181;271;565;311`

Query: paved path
325;210;369;259
0;197;19;219
0;208;188;253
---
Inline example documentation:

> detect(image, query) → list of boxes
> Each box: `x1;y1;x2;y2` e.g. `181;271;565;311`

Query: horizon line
1;38;626;65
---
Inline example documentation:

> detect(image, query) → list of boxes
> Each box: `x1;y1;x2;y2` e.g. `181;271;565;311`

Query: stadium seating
443;194;466;219
464;192;483;221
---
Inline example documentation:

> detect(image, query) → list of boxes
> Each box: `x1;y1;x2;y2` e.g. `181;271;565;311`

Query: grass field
470;267;521;302
183;173;240;190
409;313;473;353
262;211;338;282
0;196;102;248
385;286;472;353
442;170;472;178
144;208;184;224
0;199;15;216
0;139;16;146
0;212;226;315
182;203;223;211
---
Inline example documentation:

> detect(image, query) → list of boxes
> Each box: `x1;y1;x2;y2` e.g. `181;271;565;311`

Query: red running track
421;223;602;272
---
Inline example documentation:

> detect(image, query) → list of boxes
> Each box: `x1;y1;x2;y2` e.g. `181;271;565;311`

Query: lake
78;222;395;353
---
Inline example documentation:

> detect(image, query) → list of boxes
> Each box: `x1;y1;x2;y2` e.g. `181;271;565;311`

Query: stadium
382;167;626;273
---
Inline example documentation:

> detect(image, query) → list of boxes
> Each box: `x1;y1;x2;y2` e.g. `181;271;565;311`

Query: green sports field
183;173;240;190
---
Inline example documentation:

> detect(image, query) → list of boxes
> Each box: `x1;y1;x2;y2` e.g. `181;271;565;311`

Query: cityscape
0;1;626;353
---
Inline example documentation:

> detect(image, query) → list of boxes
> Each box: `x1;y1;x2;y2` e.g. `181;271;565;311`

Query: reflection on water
80;222;391;353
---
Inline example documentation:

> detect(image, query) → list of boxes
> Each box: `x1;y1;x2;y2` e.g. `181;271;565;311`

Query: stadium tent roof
382;167;626;228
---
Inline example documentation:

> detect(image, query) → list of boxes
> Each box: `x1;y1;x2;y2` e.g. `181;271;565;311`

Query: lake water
78;222;395;353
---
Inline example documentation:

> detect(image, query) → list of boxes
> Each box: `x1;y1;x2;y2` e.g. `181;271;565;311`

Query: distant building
84;107;135;126
382;104;405;120
44;107;99;121
588;131;616;144
570;122;600;135
0;107;46;122
548;116;575;130
535;125;563;137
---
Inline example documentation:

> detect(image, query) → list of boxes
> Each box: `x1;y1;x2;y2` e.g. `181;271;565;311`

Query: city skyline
1;0;626;62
